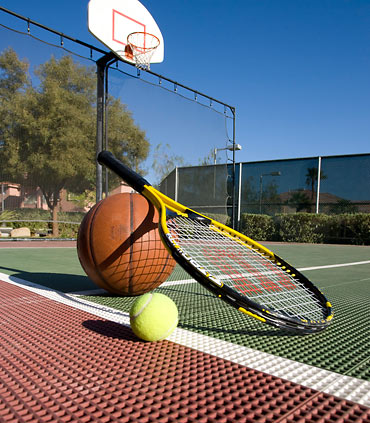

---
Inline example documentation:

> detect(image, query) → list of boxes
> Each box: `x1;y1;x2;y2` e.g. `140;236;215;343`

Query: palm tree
305;167;327;201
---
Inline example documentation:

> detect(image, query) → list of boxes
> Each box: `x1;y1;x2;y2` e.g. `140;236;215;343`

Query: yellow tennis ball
129;293;178;341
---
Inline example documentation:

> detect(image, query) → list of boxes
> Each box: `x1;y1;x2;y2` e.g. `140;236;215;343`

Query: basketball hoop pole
96;52;117;202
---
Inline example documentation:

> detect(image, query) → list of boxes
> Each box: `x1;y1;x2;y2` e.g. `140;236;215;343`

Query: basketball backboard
88;0;164;66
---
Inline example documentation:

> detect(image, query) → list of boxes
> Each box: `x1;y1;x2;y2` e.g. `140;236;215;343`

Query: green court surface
1;242;369;382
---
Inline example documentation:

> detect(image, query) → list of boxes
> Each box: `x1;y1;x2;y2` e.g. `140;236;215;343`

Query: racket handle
97;150;150;193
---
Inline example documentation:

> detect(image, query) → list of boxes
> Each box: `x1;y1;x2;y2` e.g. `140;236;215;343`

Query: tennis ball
130;293;178;341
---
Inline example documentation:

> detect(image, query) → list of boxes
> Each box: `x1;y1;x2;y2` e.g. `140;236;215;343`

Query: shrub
334;214;370;245
2;207;370;244
275;213;330;243
240;214;276;241
240;213;370;245
1;209;84;238
0;210;18;224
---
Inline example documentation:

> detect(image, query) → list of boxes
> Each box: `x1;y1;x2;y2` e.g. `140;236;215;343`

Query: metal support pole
95;52;117;203
104;60;117;198
96;64;104;203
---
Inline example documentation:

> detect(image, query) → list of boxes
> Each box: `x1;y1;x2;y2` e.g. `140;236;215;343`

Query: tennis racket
98;151;333;333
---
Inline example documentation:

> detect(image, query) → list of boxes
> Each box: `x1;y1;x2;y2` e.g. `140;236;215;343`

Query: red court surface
0;277;369;423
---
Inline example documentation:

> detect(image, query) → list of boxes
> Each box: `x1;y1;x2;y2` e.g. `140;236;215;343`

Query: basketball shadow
0;264;96;293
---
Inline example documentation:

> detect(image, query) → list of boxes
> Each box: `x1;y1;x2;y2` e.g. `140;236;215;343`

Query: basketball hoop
126;32;160;70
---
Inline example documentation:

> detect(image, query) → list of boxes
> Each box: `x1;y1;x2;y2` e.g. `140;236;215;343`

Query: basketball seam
88;201;111;290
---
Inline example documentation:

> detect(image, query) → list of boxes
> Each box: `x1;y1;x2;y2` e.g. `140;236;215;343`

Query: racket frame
98;151;333;333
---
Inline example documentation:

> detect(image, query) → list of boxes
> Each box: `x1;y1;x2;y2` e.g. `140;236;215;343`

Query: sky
0;0;369;166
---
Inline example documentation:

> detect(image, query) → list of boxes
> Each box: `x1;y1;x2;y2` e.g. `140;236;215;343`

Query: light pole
259;171;281;214
213;144;242;164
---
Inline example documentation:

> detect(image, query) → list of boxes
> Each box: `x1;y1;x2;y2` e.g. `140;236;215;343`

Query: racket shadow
160;287;304;336
158;286;215;299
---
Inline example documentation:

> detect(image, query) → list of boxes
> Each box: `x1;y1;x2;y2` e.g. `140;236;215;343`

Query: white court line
300;260;370;271
161;278;196;287
157;260;370;288
0;270;368;407
72;260;370;294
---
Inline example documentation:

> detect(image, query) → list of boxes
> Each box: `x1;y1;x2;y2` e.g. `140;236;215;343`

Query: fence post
175;167;178;202
315;156;322;214
237;163;242;230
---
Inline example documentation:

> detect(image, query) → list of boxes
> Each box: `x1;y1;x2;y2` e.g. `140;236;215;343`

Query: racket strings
166;216;325;321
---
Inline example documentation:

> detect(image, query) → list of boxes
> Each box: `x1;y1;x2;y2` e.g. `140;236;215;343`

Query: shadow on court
83;319;138;341
0;264;95;293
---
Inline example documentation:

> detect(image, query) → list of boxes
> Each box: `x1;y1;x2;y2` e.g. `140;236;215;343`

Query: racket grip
97;150;150;193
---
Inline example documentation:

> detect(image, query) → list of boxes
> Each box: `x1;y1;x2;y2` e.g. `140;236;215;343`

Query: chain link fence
234;154;370;218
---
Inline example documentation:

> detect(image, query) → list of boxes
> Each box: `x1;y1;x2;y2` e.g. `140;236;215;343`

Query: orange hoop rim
127;32;160;53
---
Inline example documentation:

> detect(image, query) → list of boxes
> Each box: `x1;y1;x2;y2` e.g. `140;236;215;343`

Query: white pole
315;156;322;214
237;163;242;230
174;167;178;202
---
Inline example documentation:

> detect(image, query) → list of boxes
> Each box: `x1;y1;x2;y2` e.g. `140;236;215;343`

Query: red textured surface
0;280;369;423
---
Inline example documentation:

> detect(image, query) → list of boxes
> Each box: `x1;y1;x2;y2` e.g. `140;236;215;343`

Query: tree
0;50;150;235
329;199;358;214
305;167;327;201
0;48;29;95
0;48;29;165
198;148;217;165
287;191;311;212
260;181;281;215
105;96;149;177
2;54;97;236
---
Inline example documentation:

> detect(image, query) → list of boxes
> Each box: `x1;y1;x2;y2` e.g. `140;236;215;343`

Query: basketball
77;193;176;295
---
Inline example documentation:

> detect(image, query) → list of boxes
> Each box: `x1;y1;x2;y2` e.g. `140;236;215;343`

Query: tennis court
0;239;369;422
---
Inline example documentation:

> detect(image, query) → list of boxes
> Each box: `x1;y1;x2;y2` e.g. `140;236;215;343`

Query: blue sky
0;0;369;166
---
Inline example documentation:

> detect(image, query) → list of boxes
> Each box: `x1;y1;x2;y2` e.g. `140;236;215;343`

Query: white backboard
88;0;164;65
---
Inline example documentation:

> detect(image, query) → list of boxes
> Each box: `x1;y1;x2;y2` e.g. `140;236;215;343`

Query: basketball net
126;32;160;70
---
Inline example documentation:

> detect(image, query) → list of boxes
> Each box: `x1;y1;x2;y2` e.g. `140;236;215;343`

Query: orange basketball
77;193;176;296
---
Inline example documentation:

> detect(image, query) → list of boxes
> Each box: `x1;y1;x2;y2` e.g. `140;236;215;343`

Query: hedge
2;209;370;244
276;213;329;243
240;213;370;245
240;214;277;241
0;209;85;238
